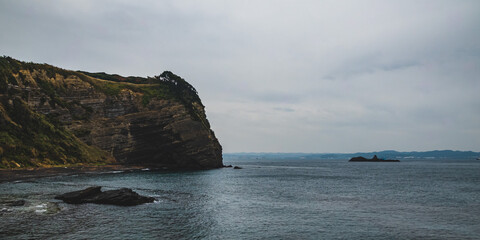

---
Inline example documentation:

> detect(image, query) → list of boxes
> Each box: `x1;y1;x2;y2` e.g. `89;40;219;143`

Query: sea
1;156;479;239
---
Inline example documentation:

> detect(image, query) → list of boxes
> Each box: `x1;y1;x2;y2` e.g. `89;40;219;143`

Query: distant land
224;150;480;160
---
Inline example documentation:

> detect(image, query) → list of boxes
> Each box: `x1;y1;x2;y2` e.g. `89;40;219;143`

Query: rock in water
55;187;155;206
349;155;400;162
88;188;155;206
54;186;103;204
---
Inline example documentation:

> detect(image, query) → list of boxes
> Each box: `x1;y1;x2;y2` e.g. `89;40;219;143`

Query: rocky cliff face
0;57;222;169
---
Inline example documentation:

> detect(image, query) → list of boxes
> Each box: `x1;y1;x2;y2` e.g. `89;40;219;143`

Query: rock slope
0;57;222;169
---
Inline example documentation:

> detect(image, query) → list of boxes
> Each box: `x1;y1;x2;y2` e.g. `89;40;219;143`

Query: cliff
0;56;222;169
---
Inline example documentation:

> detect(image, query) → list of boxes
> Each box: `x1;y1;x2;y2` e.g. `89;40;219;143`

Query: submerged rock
233;166;242;169
55;186;154;206
6;200;26;207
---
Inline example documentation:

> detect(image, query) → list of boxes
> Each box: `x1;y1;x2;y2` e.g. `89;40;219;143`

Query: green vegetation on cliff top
0;97;112;168
0;56;209;168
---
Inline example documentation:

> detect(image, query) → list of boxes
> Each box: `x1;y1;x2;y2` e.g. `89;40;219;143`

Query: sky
1;0;479;153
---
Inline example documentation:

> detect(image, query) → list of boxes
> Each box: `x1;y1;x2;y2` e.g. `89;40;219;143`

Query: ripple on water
1;158;479;239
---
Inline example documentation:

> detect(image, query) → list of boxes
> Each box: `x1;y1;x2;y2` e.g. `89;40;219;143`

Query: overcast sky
1;0;479;153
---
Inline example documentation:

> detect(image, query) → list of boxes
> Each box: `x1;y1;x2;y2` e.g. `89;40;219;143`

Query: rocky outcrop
349;155;400;162
0;57;222;169
55;186;154;206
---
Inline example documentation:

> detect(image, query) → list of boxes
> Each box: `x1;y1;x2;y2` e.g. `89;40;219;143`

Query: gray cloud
273;107;295;113
1;0;479;152
252;92;302;104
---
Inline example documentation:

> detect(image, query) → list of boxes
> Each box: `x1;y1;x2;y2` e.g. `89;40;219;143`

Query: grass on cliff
0;57;114;168
78;72;194;105
0;98;112;169
1;56;205;110
79;70;208;126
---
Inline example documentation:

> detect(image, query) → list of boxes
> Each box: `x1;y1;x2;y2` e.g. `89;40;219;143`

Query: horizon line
223;149;480;154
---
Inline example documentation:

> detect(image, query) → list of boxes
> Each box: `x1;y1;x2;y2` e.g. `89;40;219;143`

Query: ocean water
1;157;479;239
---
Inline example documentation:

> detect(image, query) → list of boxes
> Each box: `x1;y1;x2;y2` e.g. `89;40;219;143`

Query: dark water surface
1;158;479;239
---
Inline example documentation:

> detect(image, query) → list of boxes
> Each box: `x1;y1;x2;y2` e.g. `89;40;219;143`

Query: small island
349;155;400;162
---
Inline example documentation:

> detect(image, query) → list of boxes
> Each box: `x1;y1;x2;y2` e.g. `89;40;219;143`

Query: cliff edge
0;56;222;169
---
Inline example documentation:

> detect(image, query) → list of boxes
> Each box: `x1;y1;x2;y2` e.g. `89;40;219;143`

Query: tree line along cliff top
0;56;204;109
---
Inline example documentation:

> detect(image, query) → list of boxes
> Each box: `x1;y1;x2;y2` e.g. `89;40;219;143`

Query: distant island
349;155;400;162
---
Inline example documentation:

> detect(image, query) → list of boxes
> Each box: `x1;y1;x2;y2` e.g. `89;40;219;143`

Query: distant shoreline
224;150;480;160
349;159;400;162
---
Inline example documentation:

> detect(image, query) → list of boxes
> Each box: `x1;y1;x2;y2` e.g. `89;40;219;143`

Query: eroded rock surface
55;186;155;206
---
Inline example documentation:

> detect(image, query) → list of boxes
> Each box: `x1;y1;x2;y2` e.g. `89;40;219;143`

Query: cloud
273;107;295;113
1;0;479;152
